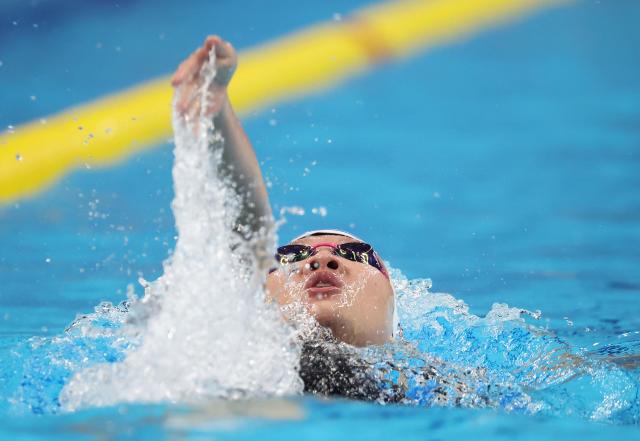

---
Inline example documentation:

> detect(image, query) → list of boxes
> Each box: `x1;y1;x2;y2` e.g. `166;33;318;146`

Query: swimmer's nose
307;251;340;272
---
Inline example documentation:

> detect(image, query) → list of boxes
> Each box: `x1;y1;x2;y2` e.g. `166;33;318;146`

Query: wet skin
266;235;395;347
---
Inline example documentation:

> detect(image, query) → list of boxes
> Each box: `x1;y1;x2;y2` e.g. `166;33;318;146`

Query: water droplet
30;95;37;101
15;153;22;161
12;21;18;26
78;125;83;130
32;23;39;29
269;119;277;127
333;13;342;21
327;139;333;144
280;206;305;216
45;257;51;263
311;206;328;217
39;118;47;124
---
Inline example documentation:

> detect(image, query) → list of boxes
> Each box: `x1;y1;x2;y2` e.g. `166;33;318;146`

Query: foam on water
57;48;302;410
370;268;640;422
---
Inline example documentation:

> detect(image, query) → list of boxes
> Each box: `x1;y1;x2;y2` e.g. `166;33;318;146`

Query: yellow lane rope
0;0;566;203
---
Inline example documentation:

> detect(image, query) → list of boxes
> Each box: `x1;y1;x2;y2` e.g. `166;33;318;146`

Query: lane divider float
0;0;566;203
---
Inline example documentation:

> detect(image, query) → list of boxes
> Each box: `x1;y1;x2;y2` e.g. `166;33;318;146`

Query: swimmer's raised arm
171;36;273;241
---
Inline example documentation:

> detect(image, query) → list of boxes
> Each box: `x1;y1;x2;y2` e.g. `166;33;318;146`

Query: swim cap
289;229;399;338
291;229;364;243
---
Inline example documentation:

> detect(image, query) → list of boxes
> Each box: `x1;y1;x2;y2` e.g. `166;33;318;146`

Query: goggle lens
277;244;311;264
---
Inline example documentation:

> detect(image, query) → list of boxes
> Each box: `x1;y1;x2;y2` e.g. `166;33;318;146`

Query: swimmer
172;36;395;348
171;36;640;410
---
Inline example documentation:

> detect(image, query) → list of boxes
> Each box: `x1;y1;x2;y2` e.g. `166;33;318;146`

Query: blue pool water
2;0;640;438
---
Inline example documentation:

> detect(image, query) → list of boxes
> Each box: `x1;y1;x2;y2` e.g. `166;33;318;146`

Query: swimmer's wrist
212;93;233;123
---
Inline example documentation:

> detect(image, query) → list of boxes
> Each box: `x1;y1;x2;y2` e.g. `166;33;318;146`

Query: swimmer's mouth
305;271;343;299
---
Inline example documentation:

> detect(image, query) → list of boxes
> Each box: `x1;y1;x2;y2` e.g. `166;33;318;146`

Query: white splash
60;48;302;410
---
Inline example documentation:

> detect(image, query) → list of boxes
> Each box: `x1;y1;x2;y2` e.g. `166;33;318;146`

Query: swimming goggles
275;242;388;277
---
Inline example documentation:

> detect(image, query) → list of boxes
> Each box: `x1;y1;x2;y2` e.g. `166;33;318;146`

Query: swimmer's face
266;235;394;346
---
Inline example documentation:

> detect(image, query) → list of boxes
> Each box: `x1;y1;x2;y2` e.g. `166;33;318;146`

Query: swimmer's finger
175;72;200;113
194;45;211;65
215;43;237;71
178;79;201;114
175;40;215;83
214;43;237;87
171;59;191;86
215;40;234;60
175;84;191;113
172;49;202;86
204;35;222;52
203;36;237;69
178;93;200;119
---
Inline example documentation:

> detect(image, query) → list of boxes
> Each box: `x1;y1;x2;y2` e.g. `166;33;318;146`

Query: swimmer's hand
172;35;273;244
171;35;238;119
